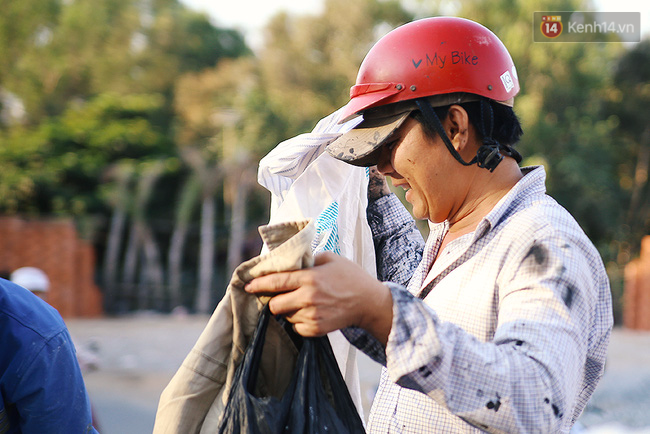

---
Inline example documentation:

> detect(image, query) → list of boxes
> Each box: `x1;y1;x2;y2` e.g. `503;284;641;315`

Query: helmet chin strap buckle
476;143;503;172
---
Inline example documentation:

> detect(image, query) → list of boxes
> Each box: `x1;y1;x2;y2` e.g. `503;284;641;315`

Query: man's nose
375;145;393;176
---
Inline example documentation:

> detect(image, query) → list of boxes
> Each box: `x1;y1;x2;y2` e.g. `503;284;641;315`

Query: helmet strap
415;98;521;173
475;99;503;171
415;98;476;167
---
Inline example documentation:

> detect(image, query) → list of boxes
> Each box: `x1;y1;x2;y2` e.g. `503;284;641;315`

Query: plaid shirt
343;166;613;433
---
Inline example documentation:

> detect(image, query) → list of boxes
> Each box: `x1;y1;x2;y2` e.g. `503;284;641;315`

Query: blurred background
1;0;649;432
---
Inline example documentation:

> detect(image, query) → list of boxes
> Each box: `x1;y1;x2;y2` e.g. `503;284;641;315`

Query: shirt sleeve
341;194;425;365
382;233;602;433
367;193;424;286
12;328;98;433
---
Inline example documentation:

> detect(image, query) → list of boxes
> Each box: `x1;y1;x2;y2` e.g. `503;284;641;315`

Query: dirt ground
66;313;650;434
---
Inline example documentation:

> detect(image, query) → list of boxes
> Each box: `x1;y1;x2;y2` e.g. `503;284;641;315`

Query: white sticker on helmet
500;70;514;92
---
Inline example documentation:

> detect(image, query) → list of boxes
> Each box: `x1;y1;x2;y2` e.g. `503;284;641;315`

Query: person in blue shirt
0;277;98;433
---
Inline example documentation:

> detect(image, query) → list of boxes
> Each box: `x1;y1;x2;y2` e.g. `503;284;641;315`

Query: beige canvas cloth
153;220;316;434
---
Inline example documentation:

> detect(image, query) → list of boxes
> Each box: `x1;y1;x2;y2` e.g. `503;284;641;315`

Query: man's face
375;116;464;223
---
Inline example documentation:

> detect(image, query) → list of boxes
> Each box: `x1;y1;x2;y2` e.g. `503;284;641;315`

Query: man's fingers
247;253;337;292
245;270;302;294
269;296;327;337
267;292;302;317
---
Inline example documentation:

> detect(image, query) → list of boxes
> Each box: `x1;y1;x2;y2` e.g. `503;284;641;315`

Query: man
1;275;97;433
9;267;50;301
246;17;612;433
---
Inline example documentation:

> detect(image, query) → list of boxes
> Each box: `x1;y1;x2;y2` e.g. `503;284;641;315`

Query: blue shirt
0;279;97;433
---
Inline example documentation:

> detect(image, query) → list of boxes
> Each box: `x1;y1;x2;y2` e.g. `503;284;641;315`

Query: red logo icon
541;15;563;38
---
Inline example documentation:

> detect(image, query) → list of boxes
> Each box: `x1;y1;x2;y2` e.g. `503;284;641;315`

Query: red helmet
340;17;519;122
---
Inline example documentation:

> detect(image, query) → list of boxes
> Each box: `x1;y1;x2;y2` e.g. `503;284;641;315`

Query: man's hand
245;252;393;345
368;166;391;201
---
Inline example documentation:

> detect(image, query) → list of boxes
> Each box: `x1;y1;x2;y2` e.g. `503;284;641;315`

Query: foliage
606;40;650;253
254;0;413;141
0;0;250;123
0;0;646;315
0;93;172;216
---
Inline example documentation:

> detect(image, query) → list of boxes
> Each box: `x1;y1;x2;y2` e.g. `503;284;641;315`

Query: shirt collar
427;165;547;242
476;165;547;239
411;166;547;295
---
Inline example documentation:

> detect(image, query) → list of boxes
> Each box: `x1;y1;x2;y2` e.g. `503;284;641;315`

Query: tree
606;40;650;264
224;149;257;277
0;125;54;214
0;0;250;124
0;92;171;216
179;148;222;314
256;0;413;138
0;0;60;121
167;1;415;308
0;0;256;313
167;172;201;309
173;59;258;311
101;160;135;310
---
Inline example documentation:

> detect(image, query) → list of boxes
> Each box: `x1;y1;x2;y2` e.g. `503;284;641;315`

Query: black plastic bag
217;304;366;433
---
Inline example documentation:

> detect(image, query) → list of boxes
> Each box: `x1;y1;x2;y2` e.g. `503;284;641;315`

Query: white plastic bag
257;108;376;420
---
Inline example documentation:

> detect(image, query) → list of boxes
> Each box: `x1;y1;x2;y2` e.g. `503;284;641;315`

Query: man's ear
445;105;475;158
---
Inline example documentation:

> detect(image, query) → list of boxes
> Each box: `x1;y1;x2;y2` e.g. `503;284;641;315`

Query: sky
179;0;648;50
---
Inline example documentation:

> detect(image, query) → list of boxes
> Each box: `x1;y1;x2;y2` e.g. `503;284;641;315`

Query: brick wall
0;216;103;318
624;235;650;330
